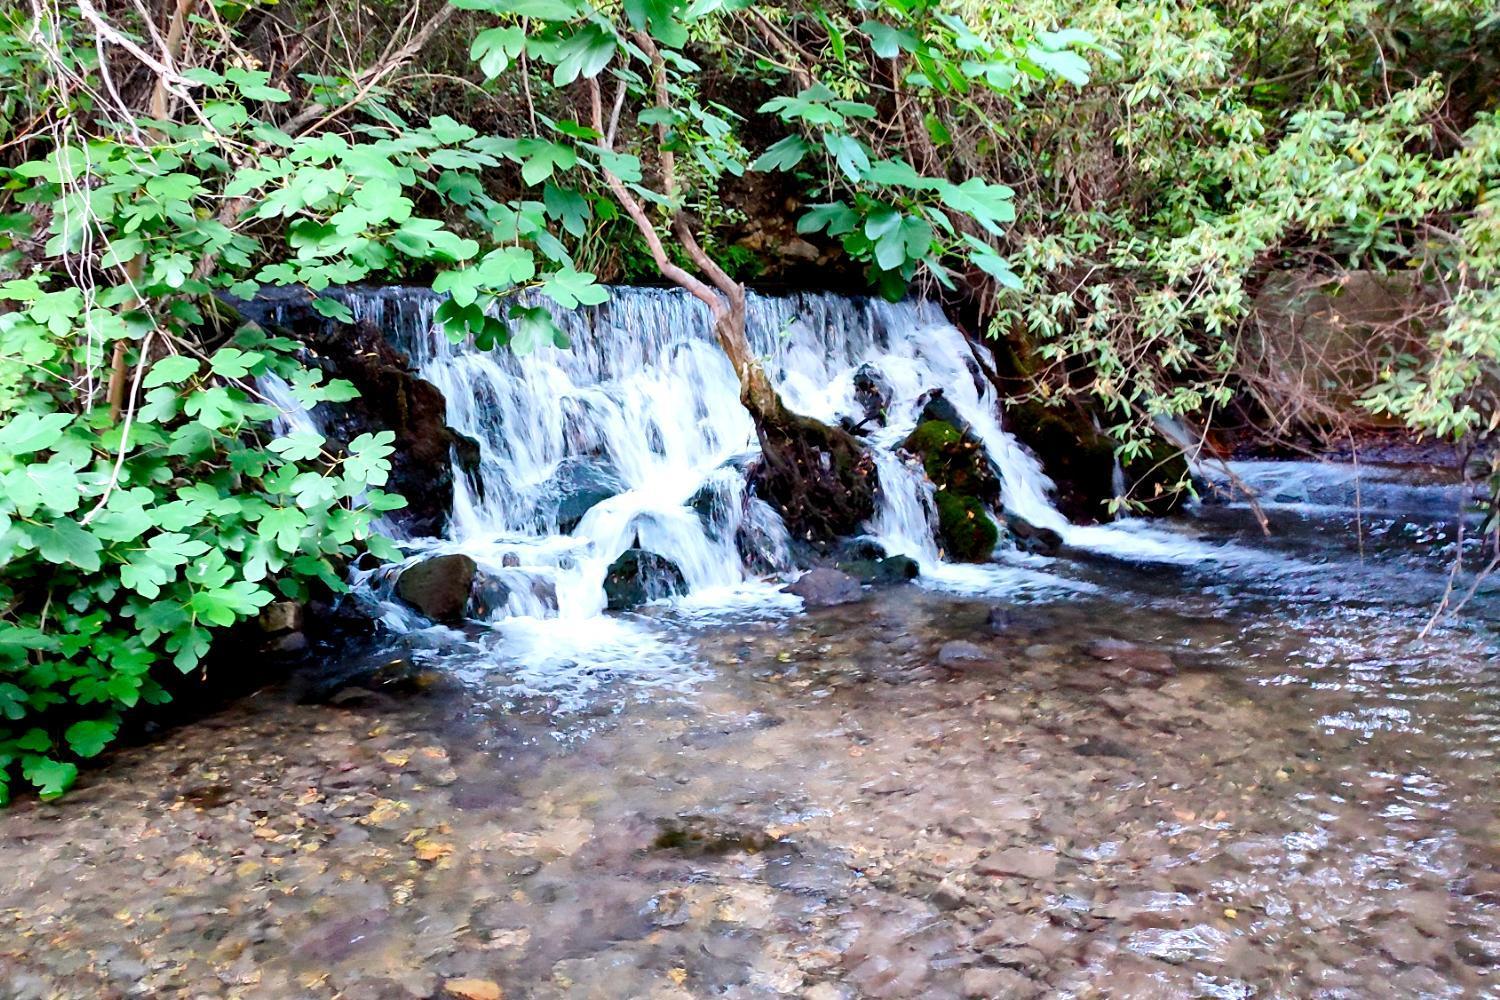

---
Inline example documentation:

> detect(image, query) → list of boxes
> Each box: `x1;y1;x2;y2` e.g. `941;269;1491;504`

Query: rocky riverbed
2;480;1499;999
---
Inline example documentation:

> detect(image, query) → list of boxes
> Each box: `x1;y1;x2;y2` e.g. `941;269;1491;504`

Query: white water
263;285;1271;642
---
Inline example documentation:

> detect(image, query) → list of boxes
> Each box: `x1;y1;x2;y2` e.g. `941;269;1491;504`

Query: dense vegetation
1;0;1496;800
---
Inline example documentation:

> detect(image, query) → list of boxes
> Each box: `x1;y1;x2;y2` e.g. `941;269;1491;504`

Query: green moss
902;420;1000;503
935;491;999;562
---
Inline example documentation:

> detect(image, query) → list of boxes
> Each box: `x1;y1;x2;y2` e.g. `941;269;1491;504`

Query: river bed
2;463;1498;999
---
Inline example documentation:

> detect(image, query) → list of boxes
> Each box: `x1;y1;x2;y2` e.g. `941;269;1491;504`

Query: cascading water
278;286;1084;621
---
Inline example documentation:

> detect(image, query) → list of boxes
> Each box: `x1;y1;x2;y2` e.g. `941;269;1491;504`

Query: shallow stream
2;460;1498;999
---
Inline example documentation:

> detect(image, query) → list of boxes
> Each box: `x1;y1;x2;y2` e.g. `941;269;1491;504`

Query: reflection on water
0;462;1497;998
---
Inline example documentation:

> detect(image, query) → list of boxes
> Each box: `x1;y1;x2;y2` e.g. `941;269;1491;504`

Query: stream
2;289;1499;999
1;461;1497;999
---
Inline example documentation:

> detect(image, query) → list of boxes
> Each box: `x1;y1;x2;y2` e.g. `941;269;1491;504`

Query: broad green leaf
0;412;73;456
142;354;201;388
751;135;810;173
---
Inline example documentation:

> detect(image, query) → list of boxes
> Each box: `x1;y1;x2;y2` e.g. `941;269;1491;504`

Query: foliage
963;0;1499;509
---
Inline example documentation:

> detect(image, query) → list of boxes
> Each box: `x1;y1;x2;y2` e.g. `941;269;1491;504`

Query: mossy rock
935;492;998;562
902;420;1000;504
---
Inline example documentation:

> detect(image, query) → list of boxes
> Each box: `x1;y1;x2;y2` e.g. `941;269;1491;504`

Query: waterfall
263;286;1092;622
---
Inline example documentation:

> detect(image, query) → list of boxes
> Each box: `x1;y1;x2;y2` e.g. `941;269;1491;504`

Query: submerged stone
604;549;687;610
394;553;477;622
783;567;864;607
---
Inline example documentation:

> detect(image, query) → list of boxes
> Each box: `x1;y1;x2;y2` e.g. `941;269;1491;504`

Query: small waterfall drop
267;286;1099;627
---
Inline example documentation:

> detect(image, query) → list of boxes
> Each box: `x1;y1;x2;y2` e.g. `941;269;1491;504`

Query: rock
468;571;512;618
1072;736;1135;759
782;237;820;261
937;640;1001;670
930;877;968;911
783;568;864;608
1004;514;1064;556
395;553;478;623
975;847;1058;880
852;364;892;428
934;492;999;562
545;459;625;532
836;555;919;586
604;549;687;610
1085;639;1177;676
916;388;966;429
501;552;521;568
444;978;503;1000
265;631;308;656
961;968;1040;999
257;600;303;634
833;535;887;562
243;292;467;538
986;606;1013;634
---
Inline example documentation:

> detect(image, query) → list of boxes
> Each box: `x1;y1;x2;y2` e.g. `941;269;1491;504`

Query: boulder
782;568;864;608
916;388;967;430
604;549;687;610
934;492;999;562
837;555;920;585
1004;513;1064;555
833;535;887;562
545;458;625;532
395;553;478;623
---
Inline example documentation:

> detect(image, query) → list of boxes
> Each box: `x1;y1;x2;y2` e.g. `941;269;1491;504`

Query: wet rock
395;553;478;623
784;568;864;608
1085;639;1177;676
444;978;503;1000
916;388;966;429
257;601;303;634
1073;736;1135;759
935;492;999;562
265;631;309;656
546;458;625;532
604;549;687;610
975;847;1058;880
961;968;1040;999
833;535;887;562
467;571;511;618
930;877;969;911
937;640;1002;670
501;552;521;568
853;363;892;429
1004;513;1064;556
652;816;784;856
837;555;920;586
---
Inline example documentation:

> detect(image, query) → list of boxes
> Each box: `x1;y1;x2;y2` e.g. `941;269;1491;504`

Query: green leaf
540;267;609;309
751;135;811;173
0;412;73;456
861;21;921;59
797;202;859;237
64;719;118;758
27;519;102;572
143;354;202;388
21;756;76;800
551;23;618;86
507;304;568;353
624;0;688;47
471;26;526;78
823;133;870;182
208;347;264;379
